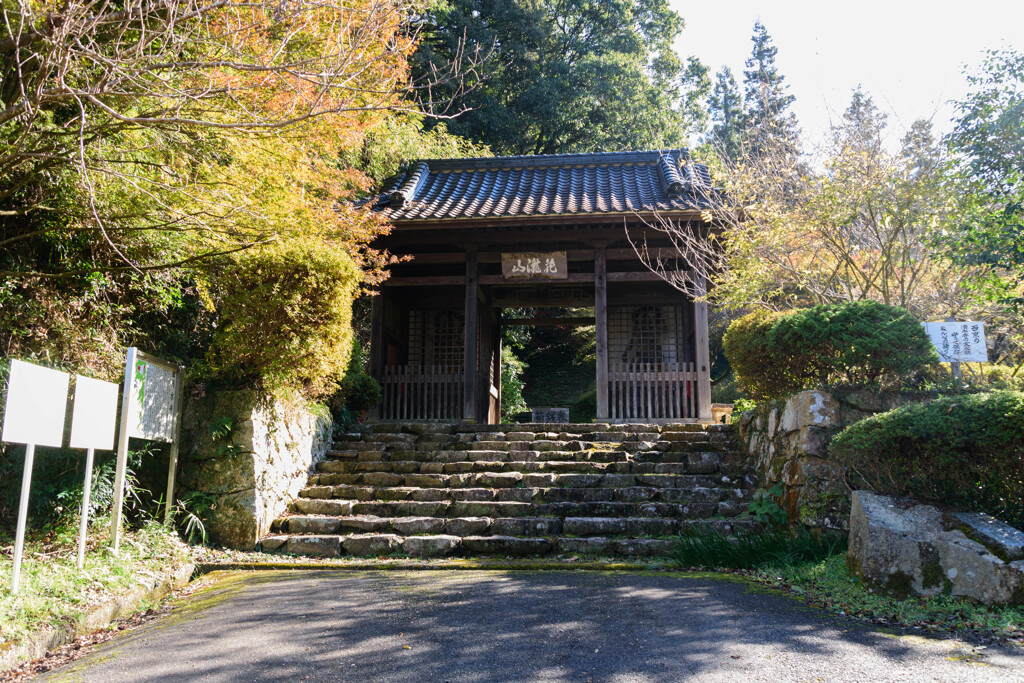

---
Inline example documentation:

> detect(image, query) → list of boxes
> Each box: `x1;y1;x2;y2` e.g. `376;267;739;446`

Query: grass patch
0;518;193;645
672;524;846;570
749;554;1024;644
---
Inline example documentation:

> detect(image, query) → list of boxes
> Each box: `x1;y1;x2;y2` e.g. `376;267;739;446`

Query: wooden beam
595;243;609;420
606;271;672;282
502;316;595;326
479;273;595;285
382;276;464;287
463;247;479;421
693;274;712;420
390;247;686;265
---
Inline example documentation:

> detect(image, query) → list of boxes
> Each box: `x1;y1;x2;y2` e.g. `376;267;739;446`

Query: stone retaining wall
737;389;916;530
178;391;332;549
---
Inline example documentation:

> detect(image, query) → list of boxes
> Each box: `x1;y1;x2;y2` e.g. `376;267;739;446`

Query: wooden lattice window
609;305;685;365
407;310;464;368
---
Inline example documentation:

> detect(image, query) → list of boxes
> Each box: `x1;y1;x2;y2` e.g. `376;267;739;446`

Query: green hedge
723;301;938;401
830;391;1024;528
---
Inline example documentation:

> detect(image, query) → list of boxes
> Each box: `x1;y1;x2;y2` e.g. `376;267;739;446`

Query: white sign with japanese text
923;321;988;363
502;252;568;280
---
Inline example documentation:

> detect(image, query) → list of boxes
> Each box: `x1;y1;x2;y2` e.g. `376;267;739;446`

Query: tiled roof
377;149;716;221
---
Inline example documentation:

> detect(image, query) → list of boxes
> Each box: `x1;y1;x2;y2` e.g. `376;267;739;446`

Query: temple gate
368;149;719;424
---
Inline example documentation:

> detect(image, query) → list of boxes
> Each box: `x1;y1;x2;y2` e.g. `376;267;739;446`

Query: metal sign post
69;375;119;568
110;349;183;552
2;360;70;593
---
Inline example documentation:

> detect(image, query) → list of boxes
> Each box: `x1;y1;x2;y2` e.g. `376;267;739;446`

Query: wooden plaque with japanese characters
501;252;568;280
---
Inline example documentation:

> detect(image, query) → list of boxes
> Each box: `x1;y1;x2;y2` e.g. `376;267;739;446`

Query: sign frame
110;349;185;551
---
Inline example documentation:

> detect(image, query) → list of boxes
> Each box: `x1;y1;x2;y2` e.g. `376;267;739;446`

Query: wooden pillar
693;274;712;420
478;290;492;421
595;242;609;420
463;247;479;421
368;293;384;420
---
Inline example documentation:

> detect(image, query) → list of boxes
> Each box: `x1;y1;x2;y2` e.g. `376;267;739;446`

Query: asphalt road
42;570;1024;682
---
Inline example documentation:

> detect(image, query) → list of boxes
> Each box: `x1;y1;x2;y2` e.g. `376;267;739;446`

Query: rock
340;515;389;532
473;472;523;488
294;499;353;516
286;535;342;557
557;537;613;555
615;538;675;557
446;517;492;536
949;512;1024;561
260;535;288;551
848;491;1024;605
343;534;401;556
391;517;447;535
402;535;461;557
564;517;626;536
286;516;341;534
460;536;553;556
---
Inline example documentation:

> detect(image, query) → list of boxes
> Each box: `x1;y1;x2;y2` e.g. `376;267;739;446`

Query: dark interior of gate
367;150;716;424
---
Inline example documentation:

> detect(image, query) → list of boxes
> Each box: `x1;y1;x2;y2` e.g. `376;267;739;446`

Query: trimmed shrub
722;309;800;401
830;391;1024;528
723;302;939;401
205;243;360;399
769;301;938;386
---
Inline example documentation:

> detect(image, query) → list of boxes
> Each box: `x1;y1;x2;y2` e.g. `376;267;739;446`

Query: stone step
314;457;732;478
261;517;755;559
293;484;751;509
305;470;752;491
279;514;701;538
279;496;749;522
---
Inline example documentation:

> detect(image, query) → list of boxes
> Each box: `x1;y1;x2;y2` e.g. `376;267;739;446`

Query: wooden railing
608;361;698;420
379;365;464;420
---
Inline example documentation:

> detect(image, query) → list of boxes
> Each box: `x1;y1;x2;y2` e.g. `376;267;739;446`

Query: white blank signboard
923;321;989;363
70;375;119;450
2;359;70;447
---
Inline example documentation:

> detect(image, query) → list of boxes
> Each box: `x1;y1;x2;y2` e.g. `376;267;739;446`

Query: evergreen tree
412;0;706;155
834;86;888;155
707;66;746;161
741;22;799;161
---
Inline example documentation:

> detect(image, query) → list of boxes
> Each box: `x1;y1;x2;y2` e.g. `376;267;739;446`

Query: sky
671;0;1024;151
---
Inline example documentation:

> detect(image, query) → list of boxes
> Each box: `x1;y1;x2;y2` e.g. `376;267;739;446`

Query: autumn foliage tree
0;0;474;395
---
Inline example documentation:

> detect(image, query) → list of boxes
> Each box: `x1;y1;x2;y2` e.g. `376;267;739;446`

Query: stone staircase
261;422;758;559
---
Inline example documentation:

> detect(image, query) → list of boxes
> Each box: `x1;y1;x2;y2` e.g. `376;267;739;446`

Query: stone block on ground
294;499;353;516
260;535;288;551
557;537;613;555
848;491;1024;606
446;517;492;536
343;534;402;556
949;511;1024;561
402;535;461;558
286;516;341;534
460;536;553;556
286;535;342;557
391;517;447;535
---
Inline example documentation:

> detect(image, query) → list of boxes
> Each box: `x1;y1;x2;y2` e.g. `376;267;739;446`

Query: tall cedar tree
706;22;799;163
708;66;746;161
412;0;704;155
743;21;800;162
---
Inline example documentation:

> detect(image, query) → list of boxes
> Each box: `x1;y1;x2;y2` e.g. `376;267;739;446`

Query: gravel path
42;570;1024;682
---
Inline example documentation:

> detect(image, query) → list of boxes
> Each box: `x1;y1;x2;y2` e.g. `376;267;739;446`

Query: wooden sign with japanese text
501;252;568;280
922;321;988;363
